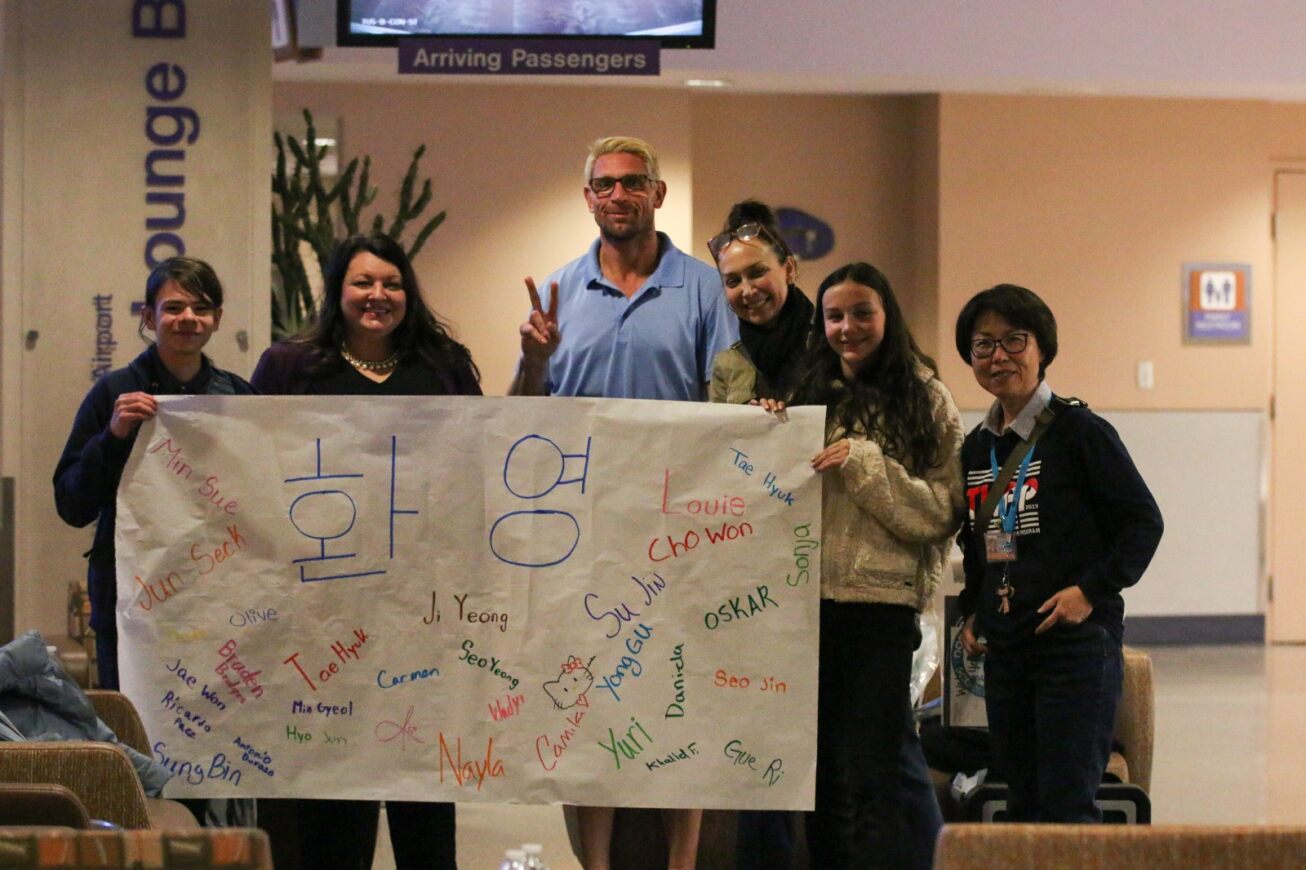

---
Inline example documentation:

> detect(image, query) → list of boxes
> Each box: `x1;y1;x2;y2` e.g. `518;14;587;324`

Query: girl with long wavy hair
770;261;964;868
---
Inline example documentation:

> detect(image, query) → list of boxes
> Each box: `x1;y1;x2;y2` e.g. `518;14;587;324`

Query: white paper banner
116;396;823;809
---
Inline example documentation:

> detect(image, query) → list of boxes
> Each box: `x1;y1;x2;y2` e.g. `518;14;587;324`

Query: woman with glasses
954;284;1162;823
252;231;480;870
756;260;963;869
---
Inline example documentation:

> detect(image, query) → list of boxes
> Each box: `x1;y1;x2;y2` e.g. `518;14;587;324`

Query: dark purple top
250;341;482;397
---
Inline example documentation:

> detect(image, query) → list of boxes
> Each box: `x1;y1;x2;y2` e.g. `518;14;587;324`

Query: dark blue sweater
52;346;254;634
957;398;1163;647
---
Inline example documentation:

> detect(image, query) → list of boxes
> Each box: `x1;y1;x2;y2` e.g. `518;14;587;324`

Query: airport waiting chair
85;690;200;829
933;823;1306;869
0;741;156;830
0;782;92;828
0;691;196;829
0;827;272;869
85;692;152;758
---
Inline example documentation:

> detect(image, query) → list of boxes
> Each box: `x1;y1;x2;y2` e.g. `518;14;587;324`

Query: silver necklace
339;344;400;372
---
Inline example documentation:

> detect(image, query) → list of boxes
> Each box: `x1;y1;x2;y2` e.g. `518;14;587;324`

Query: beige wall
6;69;1303;635
936;94;1306;412
689;93;936;354
270;84;1305;626
272;84;1306;416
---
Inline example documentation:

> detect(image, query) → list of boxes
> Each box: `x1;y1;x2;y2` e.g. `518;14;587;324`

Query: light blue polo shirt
543;232;739;400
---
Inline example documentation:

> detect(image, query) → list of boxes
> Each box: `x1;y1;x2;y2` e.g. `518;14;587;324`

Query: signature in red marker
375;705;425;750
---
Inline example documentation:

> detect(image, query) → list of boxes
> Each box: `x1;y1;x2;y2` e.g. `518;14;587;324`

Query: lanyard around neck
989;444;1035;533
973;406;1056;537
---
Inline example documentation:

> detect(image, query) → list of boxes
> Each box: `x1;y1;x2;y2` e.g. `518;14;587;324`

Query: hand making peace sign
519;276;561;363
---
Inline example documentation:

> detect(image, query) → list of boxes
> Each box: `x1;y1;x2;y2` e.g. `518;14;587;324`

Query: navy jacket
52;346;254;633
957;397;1163;647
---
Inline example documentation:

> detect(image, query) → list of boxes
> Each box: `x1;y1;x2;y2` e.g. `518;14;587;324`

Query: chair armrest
0;741;151;829
0;782;92;828
146;797;202;828
87;690;152;755
1115;646;1154;793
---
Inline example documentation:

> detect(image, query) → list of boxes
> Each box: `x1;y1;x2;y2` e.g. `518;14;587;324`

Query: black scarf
738;285;815;399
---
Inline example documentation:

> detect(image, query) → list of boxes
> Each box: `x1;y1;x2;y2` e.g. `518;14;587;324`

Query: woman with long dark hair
252;231;479;395
711;214;947;869
252;231;479;869
771;261;963;868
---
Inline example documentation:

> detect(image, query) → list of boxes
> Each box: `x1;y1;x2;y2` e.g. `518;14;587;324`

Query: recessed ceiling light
685;78;731;88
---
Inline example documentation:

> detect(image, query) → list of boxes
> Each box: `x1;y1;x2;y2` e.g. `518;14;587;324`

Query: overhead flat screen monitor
339;1;716;49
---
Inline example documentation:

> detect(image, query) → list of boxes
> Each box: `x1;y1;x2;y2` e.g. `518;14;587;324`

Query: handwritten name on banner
116;396;823;809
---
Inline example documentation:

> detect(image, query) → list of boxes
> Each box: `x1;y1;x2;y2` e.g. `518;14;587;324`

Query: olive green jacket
709;343;769;404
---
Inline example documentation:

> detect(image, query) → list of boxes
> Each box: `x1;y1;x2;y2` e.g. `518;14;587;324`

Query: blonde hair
584;136;661;183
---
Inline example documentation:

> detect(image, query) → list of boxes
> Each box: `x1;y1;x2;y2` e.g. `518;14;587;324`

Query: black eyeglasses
706;222;788;263
587;174;653;197
970;332;1030;358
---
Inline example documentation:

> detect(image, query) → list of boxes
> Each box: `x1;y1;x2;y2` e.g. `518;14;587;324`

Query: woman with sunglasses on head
54;257;254;693
753;259;963;869
709;203;813;868
252;231;480;870
954;285;1162;823
708;201;814;406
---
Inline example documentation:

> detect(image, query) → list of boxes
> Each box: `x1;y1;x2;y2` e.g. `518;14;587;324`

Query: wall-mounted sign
776;208;834;261
398;38;659;76
1183;262;1251;344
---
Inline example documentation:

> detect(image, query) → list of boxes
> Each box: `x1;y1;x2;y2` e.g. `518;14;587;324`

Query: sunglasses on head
707;222;789;263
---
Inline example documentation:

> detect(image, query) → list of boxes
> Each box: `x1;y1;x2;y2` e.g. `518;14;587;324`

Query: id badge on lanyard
985;529;1017;562
984;443;1033;564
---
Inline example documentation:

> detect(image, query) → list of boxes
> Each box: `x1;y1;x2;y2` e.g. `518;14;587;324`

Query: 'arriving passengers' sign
398;38;659;76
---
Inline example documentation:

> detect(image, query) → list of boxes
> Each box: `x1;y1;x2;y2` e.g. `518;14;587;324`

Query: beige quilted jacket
820;373;965;611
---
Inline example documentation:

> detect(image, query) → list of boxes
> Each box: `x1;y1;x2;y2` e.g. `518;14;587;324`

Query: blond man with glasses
511;135;736;403
511;137;737;869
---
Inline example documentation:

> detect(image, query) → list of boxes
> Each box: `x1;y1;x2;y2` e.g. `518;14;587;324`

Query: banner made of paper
116;396;823;809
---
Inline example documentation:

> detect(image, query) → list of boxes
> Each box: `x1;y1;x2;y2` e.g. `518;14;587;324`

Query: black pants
737;721;942;870
95;628;119;690
262;798;456;869
806;600;919;869
984;628;1123;822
